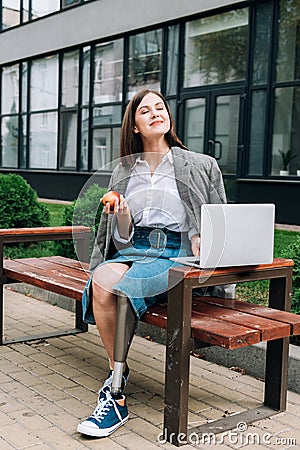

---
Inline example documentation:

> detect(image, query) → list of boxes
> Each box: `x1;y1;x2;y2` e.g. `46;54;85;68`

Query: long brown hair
120;89;187;166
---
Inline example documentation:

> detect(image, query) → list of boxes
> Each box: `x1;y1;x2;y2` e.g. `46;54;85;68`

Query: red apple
101;191;121;211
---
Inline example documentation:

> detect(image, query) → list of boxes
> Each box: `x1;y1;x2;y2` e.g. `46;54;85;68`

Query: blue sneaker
77;395;129;437
98;365;130;403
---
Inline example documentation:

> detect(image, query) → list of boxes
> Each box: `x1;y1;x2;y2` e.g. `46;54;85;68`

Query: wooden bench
1;226;299;445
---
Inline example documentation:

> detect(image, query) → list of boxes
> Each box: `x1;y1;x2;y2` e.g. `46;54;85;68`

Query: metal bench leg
111;294;137;396
264;273;292;411
164;275;192;446
75;301;88;332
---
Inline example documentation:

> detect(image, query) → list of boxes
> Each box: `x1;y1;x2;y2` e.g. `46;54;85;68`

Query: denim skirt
82;227;191;324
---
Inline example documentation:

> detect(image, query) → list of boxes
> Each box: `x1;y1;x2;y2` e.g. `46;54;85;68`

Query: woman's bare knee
92;262;129;296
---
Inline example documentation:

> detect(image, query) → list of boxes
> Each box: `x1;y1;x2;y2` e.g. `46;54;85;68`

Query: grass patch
39;201;68;227
236;229;300;309
3;201;69;260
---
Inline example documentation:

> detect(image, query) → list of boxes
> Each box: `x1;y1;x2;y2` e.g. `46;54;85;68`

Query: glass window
20;114;27;168
21;62;28;113
248;90;266;176
30;56;59;111
62;0;81;7
93;40;123;104
80;108;89;170
92;127;120;171
184;9;249;87
29;112;58;169
1;64;19;115
252;2;272;85
1;115;18;167
276;0;300;82
93;105;122;126
31;0;60;20
2;0;20;29
271;87;300;176
166;25;180;96
184;98;206;153
82;47;91;106
59;111;77;169
214;94;240;175
62;51;79;108
128;29;162;98
22;0;29;22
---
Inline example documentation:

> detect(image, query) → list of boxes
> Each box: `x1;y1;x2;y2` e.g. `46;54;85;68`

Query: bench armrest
0;226;91;263
0;226;90;244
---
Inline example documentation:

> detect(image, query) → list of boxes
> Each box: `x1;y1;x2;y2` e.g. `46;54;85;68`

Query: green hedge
0;173;50;228
56;184;107;259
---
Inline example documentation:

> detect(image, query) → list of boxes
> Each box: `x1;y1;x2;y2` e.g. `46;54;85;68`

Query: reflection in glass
276;0;300;82
30;56;59;111
1;64;19;115
1;115;18;167
248;90;266;175
20;114;27;168
214;95;239;175
168;99;177;127
59;111;77;169
62;51;79;108
92;129;110;170
62;0;80;7
2;0;20;29
271;87;300;176
31;0;60;19
184;98;206;153
93;105;122;126
29;112;58;168
82;47;91;106
252;2;272;85
23;0;29;22
21;63;28;113
184;9;248;87
80;108;89;170
128;29;162;97
166;25;179;95
92;127;121;170
93;40;123;104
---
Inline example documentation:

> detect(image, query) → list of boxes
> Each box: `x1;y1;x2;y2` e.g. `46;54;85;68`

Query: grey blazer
89;147;235;298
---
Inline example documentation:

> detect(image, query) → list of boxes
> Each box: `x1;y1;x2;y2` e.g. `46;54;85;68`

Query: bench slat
3;259;88;300
40;256;89;271
191;311;261;348
143;303;261;349
191;300;290;341
195;296;300;335
9;257;89;281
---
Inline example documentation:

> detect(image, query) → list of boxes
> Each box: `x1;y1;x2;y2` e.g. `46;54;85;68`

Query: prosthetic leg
111;294;137;397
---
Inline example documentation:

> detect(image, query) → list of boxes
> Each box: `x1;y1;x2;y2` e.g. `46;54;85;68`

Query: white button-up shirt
115;151;197;242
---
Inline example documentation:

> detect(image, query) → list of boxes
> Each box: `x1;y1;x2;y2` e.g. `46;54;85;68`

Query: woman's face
133;92;170;139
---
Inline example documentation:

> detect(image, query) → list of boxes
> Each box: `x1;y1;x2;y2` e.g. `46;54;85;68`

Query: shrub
56;184;107;259
0;173;50;228
280;237;300;314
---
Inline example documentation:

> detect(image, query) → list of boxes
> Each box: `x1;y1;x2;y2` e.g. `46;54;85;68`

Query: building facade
0;0;300;224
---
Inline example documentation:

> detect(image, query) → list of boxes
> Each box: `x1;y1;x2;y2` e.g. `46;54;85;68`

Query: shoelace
92;398;114;421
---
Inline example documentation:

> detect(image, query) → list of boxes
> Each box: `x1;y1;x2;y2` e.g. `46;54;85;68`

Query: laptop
172;203;275;269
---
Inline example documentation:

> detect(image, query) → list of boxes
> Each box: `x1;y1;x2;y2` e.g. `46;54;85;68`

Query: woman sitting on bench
77;88;234;438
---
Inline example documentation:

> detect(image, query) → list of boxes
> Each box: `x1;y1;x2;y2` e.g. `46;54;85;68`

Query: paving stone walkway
1;287;300;449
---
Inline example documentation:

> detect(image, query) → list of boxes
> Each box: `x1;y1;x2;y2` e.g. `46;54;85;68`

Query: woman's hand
191;234;201;257
101;194;132;240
